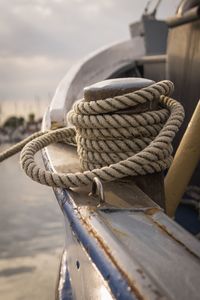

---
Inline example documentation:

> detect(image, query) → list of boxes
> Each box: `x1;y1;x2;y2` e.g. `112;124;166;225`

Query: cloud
0;55;70;101
0;0;180;109
1;0;167;59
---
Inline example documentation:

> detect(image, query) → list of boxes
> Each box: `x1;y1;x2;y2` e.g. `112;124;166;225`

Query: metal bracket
90;177;105;206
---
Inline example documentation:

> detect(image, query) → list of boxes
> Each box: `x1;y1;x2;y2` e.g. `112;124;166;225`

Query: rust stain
96;211;130;238
76;207;163;300
147;214;200;260
87;228;145;300
145;207;161;216
111;227;130;238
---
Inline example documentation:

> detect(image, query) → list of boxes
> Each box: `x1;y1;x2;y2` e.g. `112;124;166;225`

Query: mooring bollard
83;77;165;208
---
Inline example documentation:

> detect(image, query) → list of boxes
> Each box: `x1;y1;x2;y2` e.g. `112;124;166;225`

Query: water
0;146;65;300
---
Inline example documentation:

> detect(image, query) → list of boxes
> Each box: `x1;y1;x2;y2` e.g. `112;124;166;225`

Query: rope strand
0;131;46;162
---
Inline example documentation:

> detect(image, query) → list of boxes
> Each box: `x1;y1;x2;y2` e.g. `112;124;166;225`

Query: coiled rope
0;80;184;188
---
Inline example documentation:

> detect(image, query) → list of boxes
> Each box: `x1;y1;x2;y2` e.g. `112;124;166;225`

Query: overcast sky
0;0;180;117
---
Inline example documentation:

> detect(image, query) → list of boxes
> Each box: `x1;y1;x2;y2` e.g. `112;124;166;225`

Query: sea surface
0;145;65;300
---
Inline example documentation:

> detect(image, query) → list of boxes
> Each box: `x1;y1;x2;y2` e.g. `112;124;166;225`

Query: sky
0;0;180;120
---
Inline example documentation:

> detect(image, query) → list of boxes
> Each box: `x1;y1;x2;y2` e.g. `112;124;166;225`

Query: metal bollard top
84;77;157;113
84;78;155;101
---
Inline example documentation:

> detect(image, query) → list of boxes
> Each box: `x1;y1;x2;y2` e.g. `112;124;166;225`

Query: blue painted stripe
58;250;73;300
55;187;137;300
42;150;137;299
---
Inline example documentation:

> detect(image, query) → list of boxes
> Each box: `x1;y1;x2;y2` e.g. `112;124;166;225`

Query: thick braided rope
18;80;184;188
68;80;172;170
0;131;45;162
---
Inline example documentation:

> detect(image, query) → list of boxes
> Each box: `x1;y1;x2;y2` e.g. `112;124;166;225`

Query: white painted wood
49;37;145;128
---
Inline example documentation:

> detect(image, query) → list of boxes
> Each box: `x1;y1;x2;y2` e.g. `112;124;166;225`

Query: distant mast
14;101;17;117
0;103;1;126
34;95;41;119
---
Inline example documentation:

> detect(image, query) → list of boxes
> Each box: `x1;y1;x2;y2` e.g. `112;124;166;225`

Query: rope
0;131;45;162
0;80;184;189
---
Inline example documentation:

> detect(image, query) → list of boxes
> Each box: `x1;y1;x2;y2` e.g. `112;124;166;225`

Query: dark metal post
84;78;165;209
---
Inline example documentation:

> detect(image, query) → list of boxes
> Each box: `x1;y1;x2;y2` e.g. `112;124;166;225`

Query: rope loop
0;80;184;188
